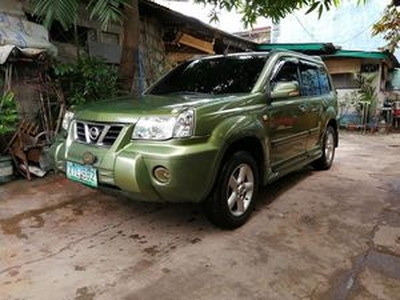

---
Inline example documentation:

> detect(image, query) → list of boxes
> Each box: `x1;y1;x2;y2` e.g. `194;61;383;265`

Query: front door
265;59;309;173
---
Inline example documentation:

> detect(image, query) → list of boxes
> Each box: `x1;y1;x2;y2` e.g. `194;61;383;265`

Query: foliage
30;0;130;30
356;74;378;123
87;0;129;30
29;0;136;92
53;56;119;106
0;91;18;135
357;74;377;105
199;0;366;26
372;4;400;53
30;0;79;30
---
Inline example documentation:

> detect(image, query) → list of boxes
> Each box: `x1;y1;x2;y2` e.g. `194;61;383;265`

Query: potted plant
0;91;18;183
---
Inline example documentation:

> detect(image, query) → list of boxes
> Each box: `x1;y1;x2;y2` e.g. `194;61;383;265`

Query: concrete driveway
1;132;400;300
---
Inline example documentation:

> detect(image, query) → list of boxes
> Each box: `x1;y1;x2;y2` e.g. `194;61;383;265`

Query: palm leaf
87;0;130;30
30;0;79;30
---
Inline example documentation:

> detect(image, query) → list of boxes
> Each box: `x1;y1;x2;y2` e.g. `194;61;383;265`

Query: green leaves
195;0;366;25
87;0;131;30
53;56;119;106
0;91;18;135
30;0;79;30
30;0;129;31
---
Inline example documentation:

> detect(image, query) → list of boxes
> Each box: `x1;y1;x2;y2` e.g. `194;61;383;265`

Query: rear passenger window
318;68;332;94
300;64;320;96
300;63;332;96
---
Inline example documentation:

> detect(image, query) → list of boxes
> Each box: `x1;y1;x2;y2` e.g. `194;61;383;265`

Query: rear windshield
148;55;268;95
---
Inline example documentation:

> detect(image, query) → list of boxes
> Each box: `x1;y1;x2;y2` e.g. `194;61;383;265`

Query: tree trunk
73;21;80;60
119;0;140;94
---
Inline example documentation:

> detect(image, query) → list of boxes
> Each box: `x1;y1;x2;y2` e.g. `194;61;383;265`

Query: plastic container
394;101;400;117
0;155;14;184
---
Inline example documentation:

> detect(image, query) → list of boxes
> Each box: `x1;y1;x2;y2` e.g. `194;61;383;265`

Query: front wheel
204;151;259;229
312;126;336;170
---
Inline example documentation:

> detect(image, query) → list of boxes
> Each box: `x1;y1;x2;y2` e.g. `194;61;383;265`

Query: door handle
299;104;308;112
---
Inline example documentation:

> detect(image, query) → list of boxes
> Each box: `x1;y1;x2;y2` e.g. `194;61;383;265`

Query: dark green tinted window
149;55;268;95
300;63;331;96
300;65;319;96
318;68;332;94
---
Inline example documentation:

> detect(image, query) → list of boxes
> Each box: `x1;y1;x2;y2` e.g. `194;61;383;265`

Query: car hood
74;93;250;123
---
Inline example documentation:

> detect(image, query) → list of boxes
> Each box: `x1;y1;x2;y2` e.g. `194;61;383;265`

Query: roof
141;0;256;52
326;50;389;60
323;50;399;67
256;43;337;54
257;43;399;67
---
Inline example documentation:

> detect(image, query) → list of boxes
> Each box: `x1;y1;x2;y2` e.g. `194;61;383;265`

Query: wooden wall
324;59;362;74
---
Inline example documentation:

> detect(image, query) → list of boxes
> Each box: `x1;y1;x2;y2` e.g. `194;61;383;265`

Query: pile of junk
0;2;63;183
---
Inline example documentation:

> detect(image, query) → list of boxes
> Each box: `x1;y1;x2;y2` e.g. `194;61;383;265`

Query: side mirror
270;81;300;99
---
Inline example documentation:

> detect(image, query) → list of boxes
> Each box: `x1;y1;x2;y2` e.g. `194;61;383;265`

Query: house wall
137;15;168;91
324;57;388;126
48;6;168;90
0;0;24;16
325;59;362;74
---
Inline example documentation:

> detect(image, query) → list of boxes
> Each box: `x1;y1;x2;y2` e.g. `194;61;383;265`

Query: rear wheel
204;151;259;229
312;126;336;170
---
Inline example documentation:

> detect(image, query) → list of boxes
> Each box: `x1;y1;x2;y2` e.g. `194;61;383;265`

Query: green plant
54;56;119;106
0;91;18;135
356;74;378;123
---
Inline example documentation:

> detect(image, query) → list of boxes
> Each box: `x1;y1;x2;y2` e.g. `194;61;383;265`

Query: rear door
298;62;333;153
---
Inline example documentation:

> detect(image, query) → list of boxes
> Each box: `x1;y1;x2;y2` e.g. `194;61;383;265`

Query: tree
200;0;365;27
119;0;140;93
30;0;369;94
372;2;400;53
30;0;138;92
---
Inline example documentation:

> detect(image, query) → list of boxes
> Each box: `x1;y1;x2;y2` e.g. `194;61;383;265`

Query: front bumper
50;134;219;203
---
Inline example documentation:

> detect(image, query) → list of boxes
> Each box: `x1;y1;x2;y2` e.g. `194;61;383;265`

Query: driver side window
269;60;300;99
272;61;300;85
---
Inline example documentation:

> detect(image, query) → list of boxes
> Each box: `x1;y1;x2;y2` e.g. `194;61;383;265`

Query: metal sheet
0;12;57;63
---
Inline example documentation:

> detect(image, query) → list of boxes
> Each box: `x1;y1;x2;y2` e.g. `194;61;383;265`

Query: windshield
148;55;269;95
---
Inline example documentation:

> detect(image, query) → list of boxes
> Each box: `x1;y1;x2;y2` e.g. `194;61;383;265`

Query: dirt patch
74;287;96;300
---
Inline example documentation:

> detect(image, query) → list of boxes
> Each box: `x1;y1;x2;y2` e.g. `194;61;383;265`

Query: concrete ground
1;132;400;300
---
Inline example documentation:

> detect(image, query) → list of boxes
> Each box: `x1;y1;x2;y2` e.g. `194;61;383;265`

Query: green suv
50;50;338;228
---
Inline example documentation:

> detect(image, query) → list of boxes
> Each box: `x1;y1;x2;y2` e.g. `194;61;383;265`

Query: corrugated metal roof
0;12;57;64
142;0;256;52
323;50;399;67
256;42;399;67
329;50;388;60
256;43;336;54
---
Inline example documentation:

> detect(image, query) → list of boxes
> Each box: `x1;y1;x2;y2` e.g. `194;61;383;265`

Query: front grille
74;121;123;147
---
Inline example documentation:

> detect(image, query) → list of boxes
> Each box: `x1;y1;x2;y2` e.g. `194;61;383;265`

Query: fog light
153;166;171;183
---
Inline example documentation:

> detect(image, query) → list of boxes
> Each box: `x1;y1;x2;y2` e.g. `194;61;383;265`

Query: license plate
66;161;98;188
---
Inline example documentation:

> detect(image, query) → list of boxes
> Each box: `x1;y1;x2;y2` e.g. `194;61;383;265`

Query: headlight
132;109;195;140
62;110;75;131
173;109;194;138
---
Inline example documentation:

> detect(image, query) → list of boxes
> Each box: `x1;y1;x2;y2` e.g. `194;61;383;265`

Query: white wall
0;0;24;16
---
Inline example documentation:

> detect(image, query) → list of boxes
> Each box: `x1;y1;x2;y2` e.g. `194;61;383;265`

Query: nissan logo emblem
89;126;100;140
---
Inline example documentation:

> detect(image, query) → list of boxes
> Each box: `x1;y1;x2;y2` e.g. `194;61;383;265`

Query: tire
204;151;259;229
312;126;336;170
